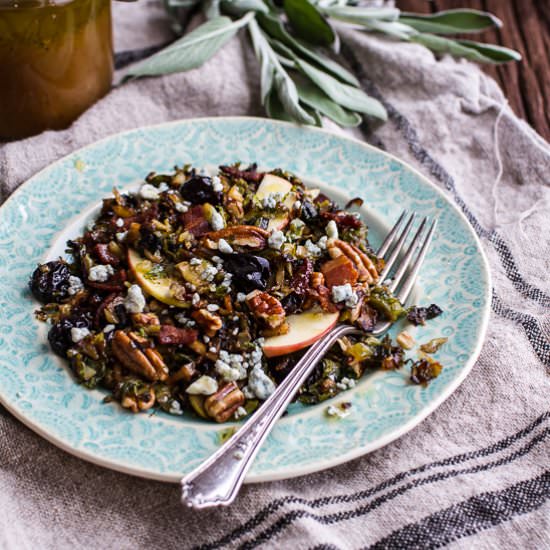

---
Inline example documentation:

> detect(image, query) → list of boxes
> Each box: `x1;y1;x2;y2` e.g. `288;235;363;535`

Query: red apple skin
262;312;339;358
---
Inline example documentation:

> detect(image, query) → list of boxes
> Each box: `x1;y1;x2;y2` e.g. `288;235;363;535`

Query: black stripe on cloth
340;43;550;309
492;291;550;367
236;429;549;549
195;413;549;550
368;471;550;550
308;545;342;550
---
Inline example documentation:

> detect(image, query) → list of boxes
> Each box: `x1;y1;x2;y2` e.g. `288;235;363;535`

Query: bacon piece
157;325;198;346
321;256;358;288
94;243;120;266
320;210;362;229
183;205;210;237
220;164;264;184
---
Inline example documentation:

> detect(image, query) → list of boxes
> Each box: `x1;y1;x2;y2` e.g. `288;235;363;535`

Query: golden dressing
0;0;113;140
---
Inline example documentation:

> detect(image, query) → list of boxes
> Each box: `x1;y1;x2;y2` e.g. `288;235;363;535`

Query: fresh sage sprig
126;0;521;128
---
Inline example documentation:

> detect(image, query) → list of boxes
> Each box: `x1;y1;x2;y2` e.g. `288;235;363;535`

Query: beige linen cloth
1;3;549;548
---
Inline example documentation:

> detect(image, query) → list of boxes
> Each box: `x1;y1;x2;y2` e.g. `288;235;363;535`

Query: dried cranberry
223;254;271;292
48;313;92;357
180;175;222;205
183;205;210;237
291;258;313;295
29;261;71;303
320;210;362;229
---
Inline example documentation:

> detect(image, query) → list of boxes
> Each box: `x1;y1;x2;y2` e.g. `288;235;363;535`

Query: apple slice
255;174;297;231
127;248;187;307
262;310;339;358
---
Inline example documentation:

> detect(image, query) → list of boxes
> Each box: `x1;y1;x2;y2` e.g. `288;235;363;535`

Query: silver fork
181;211;437;508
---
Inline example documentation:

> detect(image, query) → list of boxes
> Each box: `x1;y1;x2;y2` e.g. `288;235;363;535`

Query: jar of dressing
0;0;113;140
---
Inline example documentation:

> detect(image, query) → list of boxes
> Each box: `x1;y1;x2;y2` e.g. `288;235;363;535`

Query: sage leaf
455;39;522;62
203;0;221;19
360;19;418;40
284;0;335;46
321;6;400;25
125;13;254;78
266;87;322;127
292;72;362;127
221;0;268;17
411;33;521;63
257;12;359;86
248;18;316;124
400;9;502;35
295;58;387;120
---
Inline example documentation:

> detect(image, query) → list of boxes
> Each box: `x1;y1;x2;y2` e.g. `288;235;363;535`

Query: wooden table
396;0;550;141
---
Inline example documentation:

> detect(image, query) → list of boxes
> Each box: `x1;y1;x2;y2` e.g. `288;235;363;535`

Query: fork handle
181;324;356;508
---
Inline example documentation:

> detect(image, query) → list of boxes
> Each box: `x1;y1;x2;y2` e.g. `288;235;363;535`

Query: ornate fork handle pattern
181;324;359;508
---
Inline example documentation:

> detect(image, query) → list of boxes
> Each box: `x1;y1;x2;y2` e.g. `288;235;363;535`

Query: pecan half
327;239;378;283
311;271;325;288
203;225;269;250
111;330;168;381
204;382;245;423
246;290;286;329
192;308;223;336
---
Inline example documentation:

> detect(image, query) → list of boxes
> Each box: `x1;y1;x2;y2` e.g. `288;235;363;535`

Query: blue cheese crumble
247;366;276;400
67;276;84;296
209;209;225;231
88;264;114;282
186;375;218;395
326;220;339;240
124;284;146;313
70;327;90;343
268;230;286;250
139;183;160;200
218;238;233;254
331;283;358;307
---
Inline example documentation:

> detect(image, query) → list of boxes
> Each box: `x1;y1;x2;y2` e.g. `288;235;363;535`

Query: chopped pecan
111;330;168;381
131;312;160;326
192;308;223;336
203;225;269;250
121;392;155;413
327;239;378;283
321;255;358;288
306;285;339;313
311;272;325;288
246;290;286;329
157;325;198;346
204;382;245;423
183;205;210;237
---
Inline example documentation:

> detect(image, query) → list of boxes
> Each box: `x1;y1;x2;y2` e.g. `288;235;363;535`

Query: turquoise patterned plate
0;118;490;482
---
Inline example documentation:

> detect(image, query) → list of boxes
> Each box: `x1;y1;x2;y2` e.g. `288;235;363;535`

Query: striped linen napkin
0;3;548;548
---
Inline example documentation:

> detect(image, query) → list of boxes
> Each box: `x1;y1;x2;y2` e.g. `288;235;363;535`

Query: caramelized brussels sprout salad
30;163;444;422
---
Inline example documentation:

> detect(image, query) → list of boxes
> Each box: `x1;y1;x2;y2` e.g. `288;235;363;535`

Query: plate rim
0;116;492;484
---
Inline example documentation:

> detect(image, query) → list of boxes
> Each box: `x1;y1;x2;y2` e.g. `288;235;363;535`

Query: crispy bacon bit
305;285;339;313
183;205;210;237
220;164;264;184
86;269;127;292
320;210;362;229
93;243;120;266
157;325;198;346
321;256;358;288
291;258;313;295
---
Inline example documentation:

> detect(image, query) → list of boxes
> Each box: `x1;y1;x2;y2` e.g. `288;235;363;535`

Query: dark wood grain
396;0;550;141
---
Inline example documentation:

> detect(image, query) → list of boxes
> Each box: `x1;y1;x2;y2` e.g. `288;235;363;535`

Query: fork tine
376;210;407;257
394;219;437;304
389;217;428;293
378;212;416;280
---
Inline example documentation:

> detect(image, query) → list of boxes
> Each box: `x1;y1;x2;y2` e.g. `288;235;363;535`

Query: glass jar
0;0;113;140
